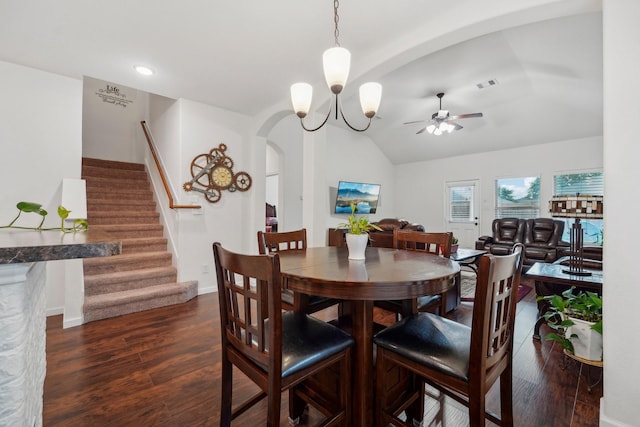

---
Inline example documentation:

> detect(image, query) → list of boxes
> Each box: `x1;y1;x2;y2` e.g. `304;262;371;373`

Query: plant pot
451;244;459;253
346;233;369;260
565;316;603;362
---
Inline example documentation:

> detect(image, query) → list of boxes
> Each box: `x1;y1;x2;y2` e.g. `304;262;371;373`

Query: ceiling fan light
446;123;456;133
359;82;382;118
426;124;436;134
323;47;351;94
433;127;443;136
290;82;313;118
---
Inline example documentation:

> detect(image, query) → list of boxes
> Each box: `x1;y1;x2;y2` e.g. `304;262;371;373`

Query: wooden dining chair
257;228;340;314
213;242;354;427
373;243;525;427
375;229;454;318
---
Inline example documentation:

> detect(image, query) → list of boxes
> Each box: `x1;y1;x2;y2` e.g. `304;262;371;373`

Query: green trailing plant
537;286;602;354
2;201;88;232
337;203;383;235
452;236;459;245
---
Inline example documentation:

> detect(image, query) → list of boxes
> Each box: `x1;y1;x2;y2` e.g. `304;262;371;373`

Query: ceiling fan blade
449;112;483;120
416;127;427;135
403;120;428;125
451;122;463;131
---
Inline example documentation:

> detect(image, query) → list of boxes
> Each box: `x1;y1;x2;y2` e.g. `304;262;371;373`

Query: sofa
328;218;425;248
476;218;569;267
368;218;425;248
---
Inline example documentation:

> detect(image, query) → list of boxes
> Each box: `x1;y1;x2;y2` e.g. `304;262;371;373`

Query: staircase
81;157;198;323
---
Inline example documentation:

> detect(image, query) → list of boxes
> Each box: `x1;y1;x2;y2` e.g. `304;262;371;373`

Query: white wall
600;0;640;425
266;115;304;233
0;60;83;318
266;116;397;245
82;76;148;163
325;125;396;227
395;136;603;235
148;98;253;294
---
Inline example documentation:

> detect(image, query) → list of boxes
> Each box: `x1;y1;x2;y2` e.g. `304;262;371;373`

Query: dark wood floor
43;277;601;426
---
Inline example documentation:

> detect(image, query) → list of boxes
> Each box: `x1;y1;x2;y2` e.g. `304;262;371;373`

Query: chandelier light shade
323;47;351;94
290;0;381;132
359;82;382;118
549;194;603;276
291;83;313;118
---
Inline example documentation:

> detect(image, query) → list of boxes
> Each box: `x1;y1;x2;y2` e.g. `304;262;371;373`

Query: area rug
460;272;532;302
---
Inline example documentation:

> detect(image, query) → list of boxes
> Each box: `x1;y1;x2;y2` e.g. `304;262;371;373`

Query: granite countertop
0;230;121;264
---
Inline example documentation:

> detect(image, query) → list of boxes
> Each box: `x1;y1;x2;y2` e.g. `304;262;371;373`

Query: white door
445;180;480;249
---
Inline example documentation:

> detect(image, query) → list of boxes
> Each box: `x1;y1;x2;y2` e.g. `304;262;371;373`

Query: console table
524;262;603;340
0;230;120;426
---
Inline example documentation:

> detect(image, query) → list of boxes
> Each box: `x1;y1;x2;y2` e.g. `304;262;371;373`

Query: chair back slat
213;242;282;371
393;229;453;258
257;229;307;254
471;243;524;375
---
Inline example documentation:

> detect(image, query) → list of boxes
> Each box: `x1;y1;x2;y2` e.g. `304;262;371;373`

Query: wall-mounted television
334;181;381;214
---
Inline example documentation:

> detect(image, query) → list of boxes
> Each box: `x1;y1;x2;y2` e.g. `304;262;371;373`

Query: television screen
335;181;381;214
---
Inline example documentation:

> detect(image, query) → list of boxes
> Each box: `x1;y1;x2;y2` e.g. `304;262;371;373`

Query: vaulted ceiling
0;0;602;164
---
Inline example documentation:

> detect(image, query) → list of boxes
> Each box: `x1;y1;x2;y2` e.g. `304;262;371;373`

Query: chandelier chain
333;0;340;47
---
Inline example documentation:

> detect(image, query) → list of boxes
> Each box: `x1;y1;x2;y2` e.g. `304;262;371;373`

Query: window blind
449;185;474;222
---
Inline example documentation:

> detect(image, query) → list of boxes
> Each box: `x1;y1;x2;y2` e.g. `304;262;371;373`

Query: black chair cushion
374;313;471;381
377;295;441;312
279;312;354;378
281;289;332;308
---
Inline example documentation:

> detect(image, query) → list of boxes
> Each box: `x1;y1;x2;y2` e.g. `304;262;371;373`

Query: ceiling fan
404;92;483;135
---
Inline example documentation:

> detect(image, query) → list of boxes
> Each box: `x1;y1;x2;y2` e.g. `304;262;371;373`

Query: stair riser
87;200;157;210
83;281;199;322
83;158;146;172
89;226;165;238
84;255;172;275
83;165;148;181
83;293;193;323
121;243;168;254
88;215;160;226
85;179;150;191
86;189;153;199
85;273;178;296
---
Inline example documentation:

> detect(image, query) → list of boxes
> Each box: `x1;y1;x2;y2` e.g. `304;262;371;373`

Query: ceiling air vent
476;79;499;89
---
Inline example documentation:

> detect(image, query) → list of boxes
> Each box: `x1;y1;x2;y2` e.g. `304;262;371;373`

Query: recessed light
134;65;154;76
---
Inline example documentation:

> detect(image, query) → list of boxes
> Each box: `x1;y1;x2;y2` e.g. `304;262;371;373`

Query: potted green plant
337;203;382;260
451;236;459;253
1;201;88;232
538;287;602;361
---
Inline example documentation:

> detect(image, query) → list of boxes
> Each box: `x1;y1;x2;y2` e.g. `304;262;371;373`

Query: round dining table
278;246;460;427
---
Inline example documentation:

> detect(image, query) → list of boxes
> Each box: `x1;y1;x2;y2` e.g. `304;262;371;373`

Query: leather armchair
476;217;568;266
523;218;566;265
476;218;524;255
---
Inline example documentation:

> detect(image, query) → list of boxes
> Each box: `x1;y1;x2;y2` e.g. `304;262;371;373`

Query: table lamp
549;194;603;276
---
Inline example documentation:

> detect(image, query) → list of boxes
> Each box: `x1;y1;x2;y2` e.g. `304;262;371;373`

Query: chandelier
290;0;382;132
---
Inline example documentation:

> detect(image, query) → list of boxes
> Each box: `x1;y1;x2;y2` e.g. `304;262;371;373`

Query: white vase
346;233;369;260
565;316;603;361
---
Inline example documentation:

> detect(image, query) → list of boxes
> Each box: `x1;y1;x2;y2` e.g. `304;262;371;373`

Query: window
495;177;540;219
553;172;604;244
447;184;475;222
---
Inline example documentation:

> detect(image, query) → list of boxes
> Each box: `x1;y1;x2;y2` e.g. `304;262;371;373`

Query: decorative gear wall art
183;143;252;203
